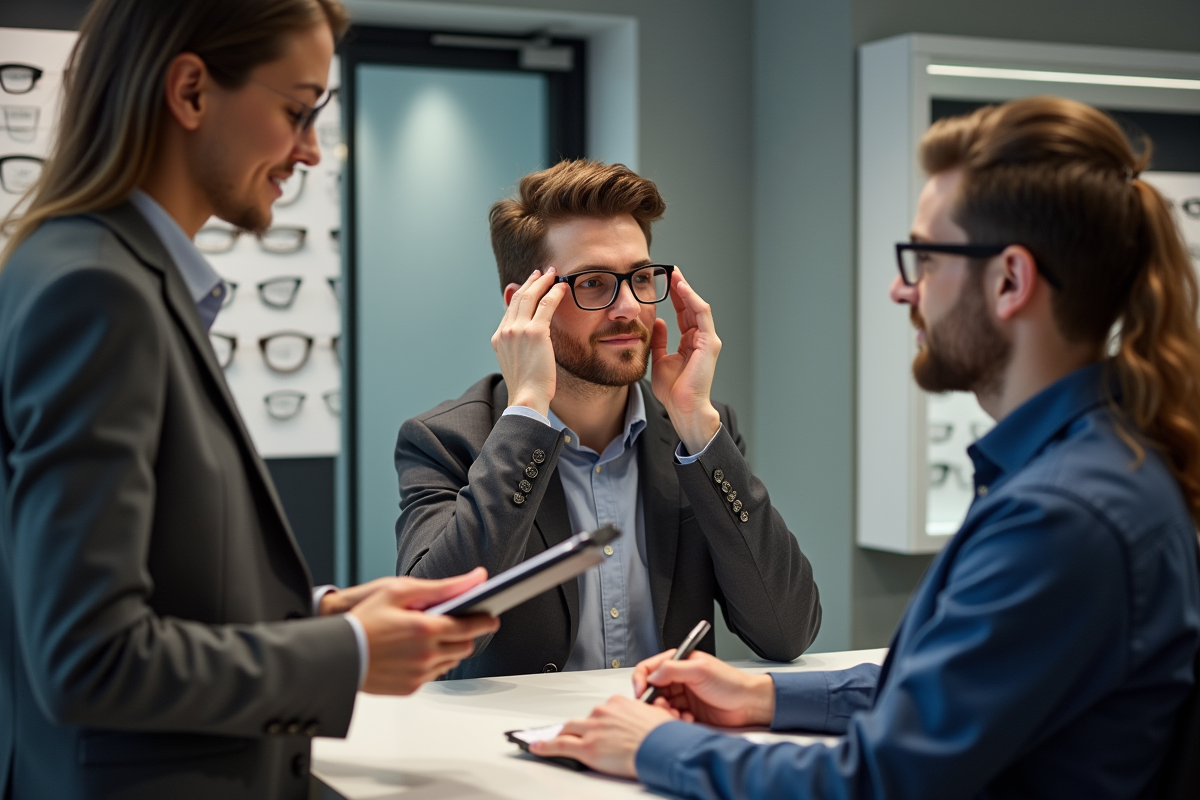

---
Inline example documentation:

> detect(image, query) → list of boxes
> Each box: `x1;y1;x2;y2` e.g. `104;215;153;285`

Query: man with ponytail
531;96;1200;800
0;1;499;798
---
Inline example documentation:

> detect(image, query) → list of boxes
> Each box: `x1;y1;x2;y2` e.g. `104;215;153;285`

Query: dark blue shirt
637;363;1200;799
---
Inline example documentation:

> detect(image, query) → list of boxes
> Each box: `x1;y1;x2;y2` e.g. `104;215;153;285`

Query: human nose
890;274;918;306
293;123;321;167
607;277;641;318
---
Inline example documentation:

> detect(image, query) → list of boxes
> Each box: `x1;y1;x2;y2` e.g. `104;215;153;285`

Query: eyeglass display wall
0;28;75;242
859;33;1200;553
0;25;344;460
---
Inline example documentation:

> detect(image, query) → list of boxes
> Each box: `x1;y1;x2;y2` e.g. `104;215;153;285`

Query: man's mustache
910;307;926;332
589;321;651;345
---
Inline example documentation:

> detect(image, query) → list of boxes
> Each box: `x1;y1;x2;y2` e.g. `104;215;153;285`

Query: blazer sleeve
395;407;565;578
2;266;359;737
676;404;822;660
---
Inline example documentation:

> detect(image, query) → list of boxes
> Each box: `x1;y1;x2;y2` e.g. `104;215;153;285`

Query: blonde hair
921;96;1200;524
0;0;348;268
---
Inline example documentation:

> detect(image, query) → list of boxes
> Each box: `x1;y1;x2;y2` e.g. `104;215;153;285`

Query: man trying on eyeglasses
394;160;822;679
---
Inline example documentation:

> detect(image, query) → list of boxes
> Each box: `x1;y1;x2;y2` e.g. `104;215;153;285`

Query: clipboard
425;523;621;617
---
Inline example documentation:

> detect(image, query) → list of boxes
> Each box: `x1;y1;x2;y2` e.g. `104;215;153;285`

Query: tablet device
504;725;586;771
424;523;621;617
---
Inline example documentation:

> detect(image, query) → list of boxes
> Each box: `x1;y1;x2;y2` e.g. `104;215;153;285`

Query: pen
638;619;712;703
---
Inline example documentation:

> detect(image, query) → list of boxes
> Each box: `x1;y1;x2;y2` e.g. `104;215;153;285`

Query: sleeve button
732;500;743;513
726;490;737;502
265;721;283;736
532;449;546;464
713;469;724;484
721;480;732;493
519;479;532;493
513;492;526;505
525;464;539;479
285;721;302;736
739;510;749;523
304;721;320;737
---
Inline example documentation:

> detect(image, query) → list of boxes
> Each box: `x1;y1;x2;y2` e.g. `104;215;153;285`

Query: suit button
285;721;302;736
726;490;737;503
713;469;724;484
740;510;750;523
292;752;310;778
304;721;320;737
721;480;732;493
532;449;546;464
732;500;743;513
519;479;532;493
542;663;558;673
513;492;526;505
525;464;539;479
265;721;283;736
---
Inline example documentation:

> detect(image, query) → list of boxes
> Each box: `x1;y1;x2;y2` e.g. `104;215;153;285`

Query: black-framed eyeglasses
264;389;306;420
258;276;303;309
209;332;237;369
258;331;340;374
248;79;334;134
929;461;972;490
0;64;44;95
220;279;238;309
194;224;307;255
895;242;1062;290
322;389;341;416
1181;197;1200;219
0;155;43;194
555;263;675;311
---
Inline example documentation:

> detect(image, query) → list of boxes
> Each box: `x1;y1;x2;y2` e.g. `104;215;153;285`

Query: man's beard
911;269;1011;396
551;320;652;387
194;142;276;234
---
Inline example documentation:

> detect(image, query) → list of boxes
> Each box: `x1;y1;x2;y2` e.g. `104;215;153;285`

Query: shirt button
565;435;572;443
610;607;619;618
977;485;989;497
604;545;614;556
595;465;602;474
611;659;621;669
211;286;222;297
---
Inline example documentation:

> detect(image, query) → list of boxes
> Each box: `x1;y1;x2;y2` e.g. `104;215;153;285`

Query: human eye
578;276;605;289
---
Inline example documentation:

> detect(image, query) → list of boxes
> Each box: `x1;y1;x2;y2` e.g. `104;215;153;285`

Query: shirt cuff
312;585;338;616
342;613;369;691
501;405;552;428
636;720;726;794
674;424;723;464
768;670;831;731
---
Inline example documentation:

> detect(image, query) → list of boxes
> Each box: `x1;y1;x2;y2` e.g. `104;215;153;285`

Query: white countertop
312;648;887;799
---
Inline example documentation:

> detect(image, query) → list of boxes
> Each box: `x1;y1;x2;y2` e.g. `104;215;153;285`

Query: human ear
993;245;1039;322
162;53;209;132
503;283;521;307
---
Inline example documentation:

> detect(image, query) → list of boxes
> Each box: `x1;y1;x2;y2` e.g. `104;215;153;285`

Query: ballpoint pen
639;619;712;703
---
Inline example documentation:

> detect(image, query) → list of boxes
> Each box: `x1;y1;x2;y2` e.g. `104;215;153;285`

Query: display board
0;27;343;459
859;34;1200;553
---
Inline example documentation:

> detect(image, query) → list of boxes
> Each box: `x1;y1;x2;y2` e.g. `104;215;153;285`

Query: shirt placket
592;457;629;668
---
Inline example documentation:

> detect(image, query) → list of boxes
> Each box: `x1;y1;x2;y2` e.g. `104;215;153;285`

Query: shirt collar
129;189;223;307
548;382;649;457
969;361;1111;479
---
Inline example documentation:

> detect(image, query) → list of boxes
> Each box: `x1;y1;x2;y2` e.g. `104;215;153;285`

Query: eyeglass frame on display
209;332;237;370
264;389;306;421
928;422;953;443
0;154;44;194
2;106;39;143
194;225;308;255
257;331;341;374
326;276;341;302
220;279;238;309
895;242;1063;290
554;263;676;311
257;276;304;309
321;389;341;416
1181;198;1200;219
0;64;45;95
273;165;309;207
929;461;973;491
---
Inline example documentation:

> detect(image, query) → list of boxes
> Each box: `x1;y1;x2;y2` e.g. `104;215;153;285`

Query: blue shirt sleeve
634;490;1130;800
770;663;881;734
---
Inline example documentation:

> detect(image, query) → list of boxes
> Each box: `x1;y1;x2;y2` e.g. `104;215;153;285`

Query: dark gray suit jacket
395;375;822;679
0;204;360;800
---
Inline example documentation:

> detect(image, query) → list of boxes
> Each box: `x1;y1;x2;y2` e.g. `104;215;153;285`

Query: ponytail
1111;180;1200;524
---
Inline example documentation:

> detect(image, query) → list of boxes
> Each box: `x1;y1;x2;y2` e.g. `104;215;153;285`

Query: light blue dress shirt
635;363;1200;799
504;385;660;670
129;191;369;689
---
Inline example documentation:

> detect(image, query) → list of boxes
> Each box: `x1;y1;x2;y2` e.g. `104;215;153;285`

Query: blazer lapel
84;203;311;584
638;383;681;643
491;377;579;645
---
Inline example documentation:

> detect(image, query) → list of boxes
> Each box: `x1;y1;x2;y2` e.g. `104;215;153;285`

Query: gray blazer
396;375;822;679
0;204;359;800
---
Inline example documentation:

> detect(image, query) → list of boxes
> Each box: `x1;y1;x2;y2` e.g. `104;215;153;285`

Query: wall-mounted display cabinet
857;33;1200;553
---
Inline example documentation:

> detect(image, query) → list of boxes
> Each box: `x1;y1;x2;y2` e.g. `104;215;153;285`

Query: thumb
392;567;488;610
651;318;669;363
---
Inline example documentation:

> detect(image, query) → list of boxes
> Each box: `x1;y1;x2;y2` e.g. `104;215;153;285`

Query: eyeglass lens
258;277;303;309
264;390;305;420
569;265;672;310
196;226;239;254
929;462;972;490
322;389;341;416
0;155;43;193
928;422;953;443
209;333;237;369
2;106;38;143
259;332;314;374
258;226;306;254
220;280;238;309
1182;198;1200;219
0;64;43;95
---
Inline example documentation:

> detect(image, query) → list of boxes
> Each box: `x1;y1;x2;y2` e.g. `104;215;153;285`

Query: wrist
677;406;721;455
508;392;551;418
748;673;776;727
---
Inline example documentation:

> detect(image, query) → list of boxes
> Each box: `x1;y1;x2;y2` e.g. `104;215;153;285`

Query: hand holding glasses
554;263;675;310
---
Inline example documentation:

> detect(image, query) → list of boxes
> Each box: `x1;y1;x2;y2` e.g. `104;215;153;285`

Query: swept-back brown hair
0;0;349;268
921;96;1200;523
489;160;666;289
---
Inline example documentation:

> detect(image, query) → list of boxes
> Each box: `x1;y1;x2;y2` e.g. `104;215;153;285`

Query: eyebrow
564;259;654;274
293;82;327;101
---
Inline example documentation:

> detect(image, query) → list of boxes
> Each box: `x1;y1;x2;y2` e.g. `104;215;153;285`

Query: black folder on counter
425;524;621;617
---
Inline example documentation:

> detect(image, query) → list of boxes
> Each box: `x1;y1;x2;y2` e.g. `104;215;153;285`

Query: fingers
530;281;568;325
650;318;669;365
512;267;558;320
390;567;488;610
531;731;587;761
672;271;717;336
632;648;677;696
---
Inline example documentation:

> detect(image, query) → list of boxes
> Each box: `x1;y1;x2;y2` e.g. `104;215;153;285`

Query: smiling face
545;214;659;387
891;168;1011;395
190;22;333;233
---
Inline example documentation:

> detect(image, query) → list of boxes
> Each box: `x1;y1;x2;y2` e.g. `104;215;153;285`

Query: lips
599;335;642;345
